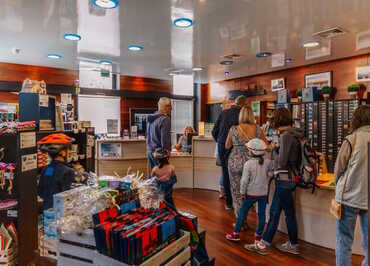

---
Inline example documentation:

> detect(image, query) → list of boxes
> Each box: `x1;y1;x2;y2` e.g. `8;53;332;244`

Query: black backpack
293;136;319;193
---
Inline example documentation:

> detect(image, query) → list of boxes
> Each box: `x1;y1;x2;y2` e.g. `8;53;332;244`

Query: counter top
193;136;214;141
97;138;146;143
170;152;192;158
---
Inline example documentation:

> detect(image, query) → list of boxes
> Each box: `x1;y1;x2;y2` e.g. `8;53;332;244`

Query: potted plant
347;83;360;99
321;86;333;100
296;89;302;102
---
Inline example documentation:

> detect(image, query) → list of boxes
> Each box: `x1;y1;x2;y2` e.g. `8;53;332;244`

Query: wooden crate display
57;229;96;266
93;230;190;266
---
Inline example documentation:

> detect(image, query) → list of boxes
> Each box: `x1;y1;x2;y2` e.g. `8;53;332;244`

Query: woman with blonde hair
226;106;268;219
174;126;195;152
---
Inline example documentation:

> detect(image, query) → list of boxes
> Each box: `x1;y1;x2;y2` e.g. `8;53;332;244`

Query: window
171;99;194;145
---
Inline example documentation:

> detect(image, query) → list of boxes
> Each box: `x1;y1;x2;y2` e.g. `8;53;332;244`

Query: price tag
7;210;17;218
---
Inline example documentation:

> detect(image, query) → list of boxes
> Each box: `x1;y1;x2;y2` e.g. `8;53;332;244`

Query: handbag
330;133;357;220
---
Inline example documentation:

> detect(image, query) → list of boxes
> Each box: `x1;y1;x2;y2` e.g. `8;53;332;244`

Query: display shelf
0;129;38;266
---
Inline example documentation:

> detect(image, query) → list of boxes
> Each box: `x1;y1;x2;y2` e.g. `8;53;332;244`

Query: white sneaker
244;241;267;255
276;241;300;255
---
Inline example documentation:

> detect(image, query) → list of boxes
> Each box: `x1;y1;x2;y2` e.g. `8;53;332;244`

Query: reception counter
95;137;221;191
96;139;148;176
192;137;221;191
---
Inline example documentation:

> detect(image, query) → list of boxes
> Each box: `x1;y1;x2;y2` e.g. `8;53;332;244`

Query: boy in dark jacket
37;133;75;210
247;108;302;255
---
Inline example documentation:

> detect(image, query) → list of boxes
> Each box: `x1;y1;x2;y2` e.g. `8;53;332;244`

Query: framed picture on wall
271;78;285;91
305;71;332;90
129;108;156;136
356;66;370;82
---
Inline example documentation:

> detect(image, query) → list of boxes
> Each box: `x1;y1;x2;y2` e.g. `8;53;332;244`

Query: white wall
78;95;121;135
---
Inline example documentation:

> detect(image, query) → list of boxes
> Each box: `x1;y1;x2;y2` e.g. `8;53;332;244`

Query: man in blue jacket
146;97;172;168
212;95;246;210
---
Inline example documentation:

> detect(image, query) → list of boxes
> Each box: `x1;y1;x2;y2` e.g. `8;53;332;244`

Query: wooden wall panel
0;92;18;103
207;54;370;103
120;75;172;93
0;62;77;85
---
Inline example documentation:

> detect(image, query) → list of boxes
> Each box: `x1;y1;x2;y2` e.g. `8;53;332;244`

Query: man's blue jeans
336;204;368;266
234;196;267;237
262;184;298;245
147;152;157;169
217;142;232;207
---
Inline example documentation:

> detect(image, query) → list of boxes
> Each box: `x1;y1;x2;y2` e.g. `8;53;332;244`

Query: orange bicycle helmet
38;133;74;145
38;133;74;157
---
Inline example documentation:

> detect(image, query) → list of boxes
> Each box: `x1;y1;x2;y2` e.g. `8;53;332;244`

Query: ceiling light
47;54;62;59
92;0;119;9
285;57;293;63
302;40;320;48
128;45;143;51
169;72;178;76
173;18;193;28
225;70;231;76
220;60;233;66
64;33;81;41
99;59;112;65
256;52;272;58
192;67;203;71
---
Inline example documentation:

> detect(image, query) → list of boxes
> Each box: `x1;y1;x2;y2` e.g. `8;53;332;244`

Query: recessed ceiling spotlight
64;33;81;41
220;60;233;66
256;52;272;58
99;59;112;65
47;54;62;59
92;0;119;9
192;67;203;71
302;40;320;48
173;18;193;28
225;70;231;76
128;45;143;52
285;57;293;63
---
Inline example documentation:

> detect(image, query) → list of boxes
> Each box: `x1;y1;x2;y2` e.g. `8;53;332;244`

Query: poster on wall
271;78;285;91
356;66;370;82
305;71;332;90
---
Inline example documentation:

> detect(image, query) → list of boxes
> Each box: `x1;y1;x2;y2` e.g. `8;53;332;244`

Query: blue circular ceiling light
128;45;143;52
173;18;193;28
99;59;112;65
256;52;272;58
93;0;119;9
64;33;81;41
220;60;233;66
285;57;293;63
47;54;62;59
225;70;231;76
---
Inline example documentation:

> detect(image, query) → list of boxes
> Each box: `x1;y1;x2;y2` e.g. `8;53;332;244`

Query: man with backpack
248;107;303;255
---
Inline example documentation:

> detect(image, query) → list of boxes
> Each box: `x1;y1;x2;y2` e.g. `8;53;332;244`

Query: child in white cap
226;138;273;254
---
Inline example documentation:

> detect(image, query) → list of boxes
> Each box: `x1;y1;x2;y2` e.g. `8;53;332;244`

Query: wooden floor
173;188;364;266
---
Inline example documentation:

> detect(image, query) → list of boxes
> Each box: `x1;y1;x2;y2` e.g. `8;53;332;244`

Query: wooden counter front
192;137;221;191
170;153;193;189
96;139;148;176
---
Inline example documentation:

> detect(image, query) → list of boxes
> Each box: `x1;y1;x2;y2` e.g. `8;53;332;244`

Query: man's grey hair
158;97;172;110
